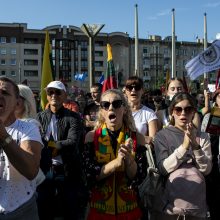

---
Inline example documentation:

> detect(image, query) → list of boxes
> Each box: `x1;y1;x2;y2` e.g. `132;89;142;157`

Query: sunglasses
46;89;62;96
100;100;123;110
125;84;142;92
173;106;195;116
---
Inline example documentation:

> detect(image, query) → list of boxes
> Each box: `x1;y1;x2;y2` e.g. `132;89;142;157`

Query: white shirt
132;105;157;135
0;119;42;214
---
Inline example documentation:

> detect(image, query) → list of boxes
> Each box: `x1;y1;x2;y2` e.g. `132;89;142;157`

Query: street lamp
80;24;105;88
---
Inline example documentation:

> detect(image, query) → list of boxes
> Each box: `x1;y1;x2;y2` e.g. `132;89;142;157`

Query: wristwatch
0;135;13;148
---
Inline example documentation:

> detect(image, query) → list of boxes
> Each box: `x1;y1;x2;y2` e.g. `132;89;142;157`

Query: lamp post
80;24;104;88
171;8;176;78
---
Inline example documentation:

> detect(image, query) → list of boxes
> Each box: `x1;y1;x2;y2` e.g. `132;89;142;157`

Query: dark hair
0;76;19;98
125;76;143;88
91;83;102;92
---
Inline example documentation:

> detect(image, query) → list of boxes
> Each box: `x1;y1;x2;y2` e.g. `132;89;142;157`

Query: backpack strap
145;144;156;169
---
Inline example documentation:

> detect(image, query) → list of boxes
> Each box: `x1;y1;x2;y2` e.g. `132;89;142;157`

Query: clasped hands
117;138;135;168
183;122;200;150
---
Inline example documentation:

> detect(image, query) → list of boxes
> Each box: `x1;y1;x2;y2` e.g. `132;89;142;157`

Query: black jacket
36;106;84;181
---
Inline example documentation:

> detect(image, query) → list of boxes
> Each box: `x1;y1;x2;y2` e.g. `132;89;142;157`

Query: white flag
185;40;220;80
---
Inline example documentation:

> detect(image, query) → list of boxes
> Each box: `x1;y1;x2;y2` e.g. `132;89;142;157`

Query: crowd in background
1;76;220;220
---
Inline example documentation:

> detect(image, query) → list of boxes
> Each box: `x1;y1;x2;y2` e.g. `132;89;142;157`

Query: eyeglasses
173;106;195;116
46;89;62;96
100;100;123;110
125;84;142;92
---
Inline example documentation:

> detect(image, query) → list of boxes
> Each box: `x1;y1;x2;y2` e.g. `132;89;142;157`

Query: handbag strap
145;144;156;169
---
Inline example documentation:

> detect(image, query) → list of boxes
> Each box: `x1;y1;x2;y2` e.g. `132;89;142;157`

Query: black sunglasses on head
46;89;62;96
100;100;123;110
125;84;142;91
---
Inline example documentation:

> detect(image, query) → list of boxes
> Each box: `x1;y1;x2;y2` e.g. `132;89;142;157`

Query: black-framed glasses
46;89;62;96
100;100;123;110
125;84;142;92
173;106;195;116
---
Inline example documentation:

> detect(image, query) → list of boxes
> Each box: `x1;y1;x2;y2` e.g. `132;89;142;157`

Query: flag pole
204;13;208;89
172;8;176;78
135;4;139;76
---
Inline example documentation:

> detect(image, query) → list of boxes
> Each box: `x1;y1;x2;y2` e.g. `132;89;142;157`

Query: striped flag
102;44;117;92
215;69;220;90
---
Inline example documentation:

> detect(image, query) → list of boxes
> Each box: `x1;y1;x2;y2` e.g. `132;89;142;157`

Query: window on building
164;48;168;54
94;71;102;77
24;38;38;44
183;49;187;56
74;41;78;47
1;70;5;75
52;39;55;47
52;49;55;58
1;59;6;65
81;61;88;68
94;61;103;67
95;51;103;57
11;70;16;76
81;51;87;59
74;50;78;57
143;48;148;53
24;49;38;55
24;60;38;65
0;37;6;43
24;70;38;77
81;41;87;49
11;48;16;55
10;59;16;65
10;37;16;43
95;41;103;46
0;48;6;55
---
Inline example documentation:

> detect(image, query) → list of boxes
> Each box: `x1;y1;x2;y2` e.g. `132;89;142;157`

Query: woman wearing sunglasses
83;89;147;220
156;78;201;131
125;76;158;145
153;92;212;220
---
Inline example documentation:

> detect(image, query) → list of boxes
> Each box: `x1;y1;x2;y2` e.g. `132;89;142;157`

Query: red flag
182;75;188;93
102;44;117;93
215;69;220;90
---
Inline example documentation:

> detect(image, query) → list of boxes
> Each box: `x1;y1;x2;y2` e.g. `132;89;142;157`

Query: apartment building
0;23;213;93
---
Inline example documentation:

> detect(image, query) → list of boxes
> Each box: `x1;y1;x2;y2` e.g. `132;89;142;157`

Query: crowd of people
0;75;220;220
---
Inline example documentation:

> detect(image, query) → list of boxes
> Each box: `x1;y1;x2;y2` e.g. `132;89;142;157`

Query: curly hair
94;89;136;132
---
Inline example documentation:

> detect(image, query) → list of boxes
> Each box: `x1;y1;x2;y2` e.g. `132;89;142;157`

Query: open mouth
180;118;187;123
108;113;116;122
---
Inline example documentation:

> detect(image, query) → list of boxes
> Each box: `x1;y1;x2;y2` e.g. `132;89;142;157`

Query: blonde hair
18;84;37;118
94;89;136;132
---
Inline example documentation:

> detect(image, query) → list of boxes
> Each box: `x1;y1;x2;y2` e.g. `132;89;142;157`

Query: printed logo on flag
199;43;220;66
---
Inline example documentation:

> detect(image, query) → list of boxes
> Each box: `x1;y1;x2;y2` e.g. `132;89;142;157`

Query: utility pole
171;8;176;78
135;4;139;76
80;24;104;88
